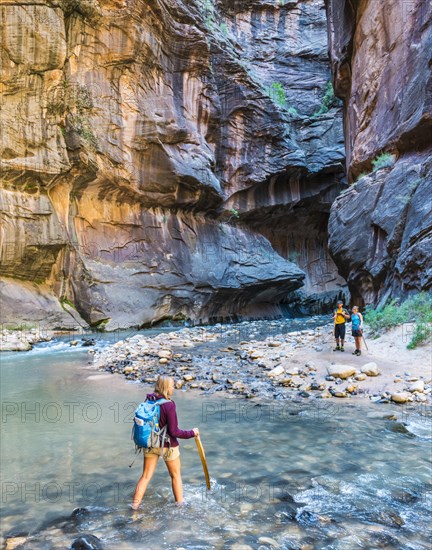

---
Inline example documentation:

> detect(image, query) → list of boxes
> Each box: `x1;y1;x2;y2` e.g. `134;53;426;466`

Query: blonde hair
154;375;174;399
352;305;359;311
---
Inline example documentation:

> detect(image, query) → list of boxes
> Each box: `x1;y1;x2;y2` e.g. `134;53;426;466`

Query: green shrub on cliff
219;22;229;35
60;297;76;311
371;152;396;172
312;81;341;117
72;116;98;148
224;208;240;224
353;172;368;184
266;82;287;107
321;82;337;111
364;292;432;349
202;0;217;30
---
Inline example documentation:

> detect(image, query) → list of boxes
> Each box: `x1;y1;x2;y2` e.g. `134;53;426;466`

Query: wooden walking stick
195;435;211;490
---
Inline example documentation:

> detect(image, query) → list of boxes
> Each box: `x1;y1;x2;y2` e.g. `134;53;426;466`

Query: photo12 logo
1;481;136;505
201;400;340;424
1;401;142;425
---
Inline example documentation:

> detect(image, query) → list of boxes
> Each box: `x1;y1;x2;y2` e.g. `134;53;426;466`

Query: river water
1;324;431;549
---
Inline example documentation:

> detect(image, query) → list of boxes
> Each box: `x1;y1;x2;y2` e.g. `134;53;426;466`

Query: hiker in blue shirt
351;306;364;356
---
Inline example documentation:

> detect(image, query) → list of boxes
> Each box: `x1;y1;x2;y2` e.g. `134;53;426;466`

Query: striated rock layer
0;0;345;329
326;0;432;305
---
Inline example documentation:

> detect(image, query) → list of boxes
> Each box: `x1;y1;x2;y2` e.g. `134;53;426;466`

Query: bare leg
165;457;183;503
356;336;362;351
132;455;159;509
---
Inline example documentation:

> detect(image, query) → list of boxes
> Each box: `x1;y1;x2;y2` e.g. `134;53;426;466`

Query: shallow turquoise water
1;333;431;549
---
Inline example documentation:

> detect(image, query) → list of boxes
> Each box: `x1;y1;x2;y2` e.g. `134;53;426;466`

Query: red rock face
326;0;432;304
327;0;431;176
0;0;346;328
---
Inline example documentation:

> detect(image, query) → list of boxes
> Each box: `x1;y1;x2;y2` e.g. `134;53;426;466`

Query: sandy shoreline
93;320;432;406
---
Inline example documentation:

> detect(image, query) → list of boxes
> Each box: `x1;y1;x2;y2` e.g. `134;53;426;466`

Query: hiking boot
340;347;345;352
333;346;340;351
352;350;358;355
357;350;361;356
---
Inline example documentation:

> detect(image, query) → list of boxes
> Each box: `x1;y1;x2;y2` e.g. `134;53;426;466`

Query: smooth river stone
327;364;357;379
332;390;348;398
361;362;380;376
391;392;411;403
409;380;425;393
268;366;285;377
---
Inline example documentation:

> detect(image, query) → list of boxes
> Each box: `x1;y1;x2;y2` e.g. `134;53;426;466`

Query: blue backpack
132;398;169;450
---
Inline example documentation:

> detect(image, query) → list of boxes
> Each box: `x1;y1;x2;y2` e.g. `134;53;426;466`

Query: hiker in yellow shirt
333;300;350;352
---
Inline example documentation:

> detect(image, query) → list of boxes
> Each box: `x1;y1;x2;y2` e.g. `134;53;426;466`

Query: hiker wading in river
333;300;350;352
132;376;199;509
351;306;364;356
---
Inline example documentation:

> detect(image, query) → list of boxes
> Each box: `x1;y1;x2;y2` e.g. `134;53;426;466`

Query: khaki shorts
144;446;180;462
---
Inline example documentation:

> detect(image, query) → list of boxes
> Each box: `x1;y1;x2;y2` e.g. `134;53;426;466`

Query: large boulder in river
327;364;357;379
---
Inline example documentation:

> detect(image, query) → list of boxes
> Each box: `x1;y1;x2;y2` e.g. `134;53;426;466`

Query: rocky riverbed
0;328;54;351
94;319;432;405
0;328;96;352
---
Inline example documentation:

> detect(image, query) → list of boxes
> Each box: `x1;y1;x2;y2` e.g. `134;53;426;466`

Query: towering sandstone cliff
0;0;346;328
326;0;432;306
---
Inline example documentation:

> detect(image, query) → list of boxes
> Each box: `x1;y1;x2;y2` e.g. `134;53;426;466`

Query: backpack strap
159;425;168;460
155;398;170;458
155;398;169;405
146;398;170;457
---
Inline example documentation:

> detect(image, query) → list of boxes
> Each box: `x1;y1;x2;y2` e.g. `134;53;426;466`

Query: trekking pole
362;331;369;351
331;318;335;352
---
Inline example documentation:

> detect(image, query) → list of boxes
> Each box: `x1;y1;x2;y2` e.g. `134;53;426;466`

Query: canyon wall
0;0;346;329
326;0;432;305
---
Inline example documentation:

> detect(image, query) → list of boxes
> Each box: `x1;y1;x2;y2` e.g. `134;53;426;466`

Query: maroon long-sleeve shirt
147;392;195;447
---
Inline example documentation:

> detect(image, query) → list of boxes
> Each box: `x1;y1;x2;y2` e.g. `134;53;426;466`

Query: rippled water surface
1;324;431;549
